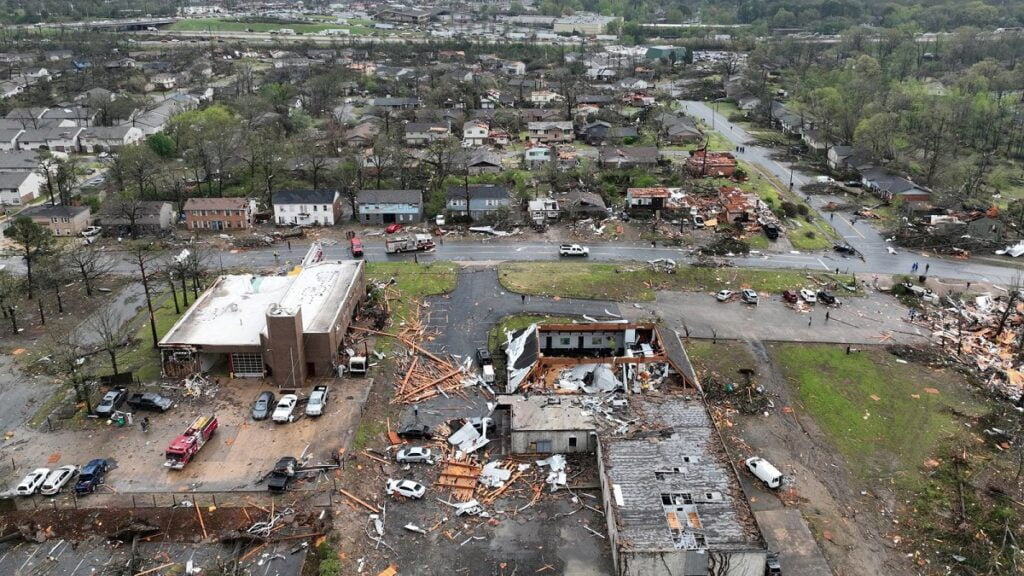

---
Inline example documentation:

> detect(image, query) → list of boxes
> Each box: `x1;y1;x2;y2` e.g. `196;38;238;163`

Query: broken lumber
134;563;177;576
339;488;379;513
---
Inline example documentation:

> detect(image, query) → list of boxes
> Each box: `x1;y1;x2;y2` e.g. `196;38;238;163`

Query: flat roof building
159;251;365;385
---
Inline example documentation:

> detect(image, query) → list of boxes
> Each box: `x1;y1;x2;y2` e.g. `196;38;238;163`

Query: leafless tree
88;305;130;375
43;326;93;413
126;242;163;348
65;243;114;297
106;189;146;240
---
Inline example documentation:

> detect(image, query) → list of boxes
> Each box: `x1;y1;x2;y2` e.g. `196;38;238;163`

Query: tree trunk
79;262;93;297
138;259;158;349
168;275;179;315
37;300;44;325
109;349;119;375
180;274;189;307
54;282;63;313
24;251;34;300
8;305;16;333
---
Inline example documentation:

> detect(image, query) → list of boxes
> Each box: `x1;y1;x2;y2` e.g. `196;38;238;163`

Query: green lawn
113;291;187;382
365;262;458;346
771;343;986;489
498;262;829;301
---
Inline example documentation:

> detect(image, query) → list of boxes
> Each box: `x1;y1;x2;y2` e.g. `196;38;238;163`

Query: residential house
481;90;514;109
0;170;44;206
104;58;137;70
770;101;803;136
150;73;177;90
626;187;671;213
0;127;24;151
45;50;73;62
579;121;637;146
524;145;551;169
183;197;257;231
272;189;343;226
344;120;381;147
800;127;830;156
404;122;450;146
687;150;737;178
463;120;489;147
19;204;90;236
42;106;98;127
618;78;650;91
528;121;574;144
553;13;616;35
654;113;703;144
23;67;50;81
0;81;24;99
501;60;526;76
76;87;115;103
578;95;614;106
827;145;855;172
456;149;503;174
598;146;660;169
862;170;932;205
102;200;176;235
555;146;579;170
528;198;559;225
446;184;512;221
622;92;656;107
128;95;198;136
562;190;608;219
718;186;763;223
79;126;144;153
17;126;84;155
356;189;423;225
488;128;511;147
529;90;563;107
0;150;40;172
369;97;421;110
522;109;564;123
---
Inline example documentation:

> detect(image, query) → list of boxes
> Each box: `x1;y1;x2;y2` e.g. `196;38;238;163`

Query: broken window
661;492;693;505
568;436;577;448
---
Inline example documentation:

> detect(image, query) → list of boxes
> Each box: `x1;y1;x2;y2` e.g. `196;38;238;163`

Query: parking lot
0;375;372;501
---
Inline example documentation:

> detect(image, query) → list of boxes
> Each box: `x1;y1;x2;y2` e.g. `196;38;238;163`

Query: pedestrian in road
825;311;830;322
830;213;834;221
966;282;972;291
911;262;918;273
414;253;419;264
835;267;839;275
287;240;291;251
808;316;813;327
924;263;930;274
651;240;656;248
273;251;279;262
440;236;444;246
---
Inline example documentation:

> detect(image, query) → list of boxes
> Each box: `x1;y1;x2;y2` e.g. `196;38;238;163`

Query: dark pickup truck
126;393;173;412
267;457;298;492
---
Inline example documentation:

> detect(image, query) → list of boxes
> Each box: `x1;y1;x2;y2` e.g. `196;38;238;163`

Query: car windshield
79;473;92;481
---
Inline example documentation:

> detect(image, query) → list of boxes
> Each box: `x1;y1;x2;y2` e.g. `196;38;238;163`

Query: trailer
385;234;435;254
164;414;219;469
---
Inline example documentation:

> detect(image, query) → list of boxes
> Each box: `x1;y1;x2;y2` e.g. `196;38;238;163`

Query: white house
524;145;551;168
502;60;526;75
529;90;564;106
0;127;24;151
463;120;489;147
17;126;83;155
79;126;144;153
272;189;343;226
0;170;44;206
150;73;177;91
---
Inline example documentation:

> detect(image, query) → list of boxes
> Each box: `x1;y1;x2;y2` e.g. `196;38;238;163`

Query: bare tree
89;305;130;375
36;252;72;314
0;270;21;333
65;243;114;297
6;216;52;300
107;189;146;240
43;326;93;413
126;242;163;348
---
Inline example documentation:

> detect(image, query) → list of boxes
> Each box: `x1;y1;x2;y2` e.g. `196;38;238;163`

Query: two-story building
183;197;257;231
78;126;144;153
524;145;551;168
528;121;574;144
0;170;44;207
404;122;450;146
446;184;512;221
463;120;489;147
19;204;91;236
273;189;343;226
356;189;423;225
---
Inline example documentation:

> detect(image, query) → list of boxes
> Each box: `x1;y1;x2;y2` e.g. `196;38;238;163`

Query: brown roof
183;197;249;212
627;187;671;198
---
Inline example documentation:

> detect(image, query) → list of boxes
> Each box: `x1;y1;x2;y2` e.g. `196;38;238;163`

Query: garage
230;353;265;378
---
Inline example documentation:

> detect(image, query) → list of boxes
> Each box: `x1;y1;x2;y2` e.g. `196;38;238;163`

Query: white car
559;244;589;257
799;289;817;303
745;457;783;489
81;226;102;239
272;394;298;423
16;468;50;496
396;446;434;464
305;385;328;417
815;175;835;184
40;465;78;496
716;290;734;302
741;289;759;305
386;478;426;499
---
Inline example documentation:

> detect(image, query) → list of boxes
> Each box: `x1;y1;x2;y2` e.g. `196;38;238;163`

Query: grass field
115;291;187;382
366;262;458;350
771;343;986;489
498;262;826;301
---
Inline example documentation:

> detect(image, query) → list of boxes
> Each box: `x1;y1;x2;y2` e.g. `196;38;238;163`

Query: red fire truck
164;414;219;469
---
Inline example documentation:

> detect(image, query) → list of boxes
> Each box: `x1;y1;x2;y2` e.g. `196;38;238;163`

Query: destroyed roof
504;324;539;393
627;187;671;198
603;397;763;553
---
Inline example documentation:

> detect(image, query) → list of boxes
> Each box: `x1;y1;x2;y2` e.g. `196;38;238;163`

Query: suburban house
344;121;381;147
102;200;176;235
687;150;737;178
0;170;44;206
598;146;660;169
76;87;115;103
369;97;421;110
481;91;514;109
463;120;489;147
528;121;575;144
457;149;503;174
446;184;512;221
404;122;450;146
356;189;423;225
654;113;703;144
183;197;257;231
501;60;527;76
718;187;763;223
529;90;563;106
524;145;551;168
19;204;91;236
528;198;560;226
41;106;97;127
579;121;638;146
770;101;804;136
801;128;829;155
0;127;24;151
150;73;177;91
273;189;343;226
562;190;608;219
488;128;511;147
860;168;932;204
78;126;144;153
0;150;41;172
16;126;83;155
626;187;672;213
827;145;855;172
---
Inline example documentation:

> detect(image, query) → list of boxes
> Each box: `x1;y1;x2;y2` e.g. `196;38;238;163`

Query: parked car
815;175;835;184
40;465;78;495
435;214;445;226
81;226;102;241
397;423;432;439
799;289;816;303
385;223;403;234
252;391;275;420
476;347;492;367
741;289;758;304
305;385;328;417
817;290;837;305
15;468;50;496
74;459;109;494
766;552;782;575
745;456;783;489
716;290;734;302
782;290;798;303
272;394;299;423
266;456;298;492
395;446;434;464
844;180;863;188
559;244;589;257
126;392;173;412
386;478;426;499
95;388;127;417
833;244;857;256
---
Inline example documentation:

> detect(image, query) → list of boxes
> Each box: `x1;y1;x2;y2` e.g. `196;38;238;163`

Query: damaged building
159;251;365;386
500;322;766;576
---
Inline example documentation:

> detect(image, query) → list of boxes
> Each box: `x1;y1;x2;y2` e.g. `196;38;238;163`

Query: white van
745;457;783;489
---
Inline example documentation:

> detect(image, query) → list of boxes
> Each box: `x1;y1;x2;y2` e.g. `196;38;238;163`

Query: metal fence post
132;495;136;509
152;494;157;508
212;494;217;508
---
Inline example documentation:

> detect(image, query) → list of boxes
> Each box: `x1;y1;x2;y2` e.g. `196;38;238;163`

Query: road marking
817;258;832;271
834;213;865;239
772;160;805;186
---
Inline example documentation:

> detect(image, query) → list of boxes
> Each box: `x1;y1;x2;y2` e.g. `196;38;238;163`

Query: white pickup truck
559;244;589;257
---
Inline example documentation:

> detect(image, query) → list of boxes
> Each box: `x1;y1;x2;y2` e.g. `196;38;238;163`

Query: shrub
780;201;798;218
804;230;816;239
318;542;341;576
796;204;809;216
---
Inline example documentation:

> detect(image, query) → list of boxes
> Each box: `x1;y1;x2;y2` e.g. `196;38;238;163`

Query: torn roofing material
504;323;538;393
